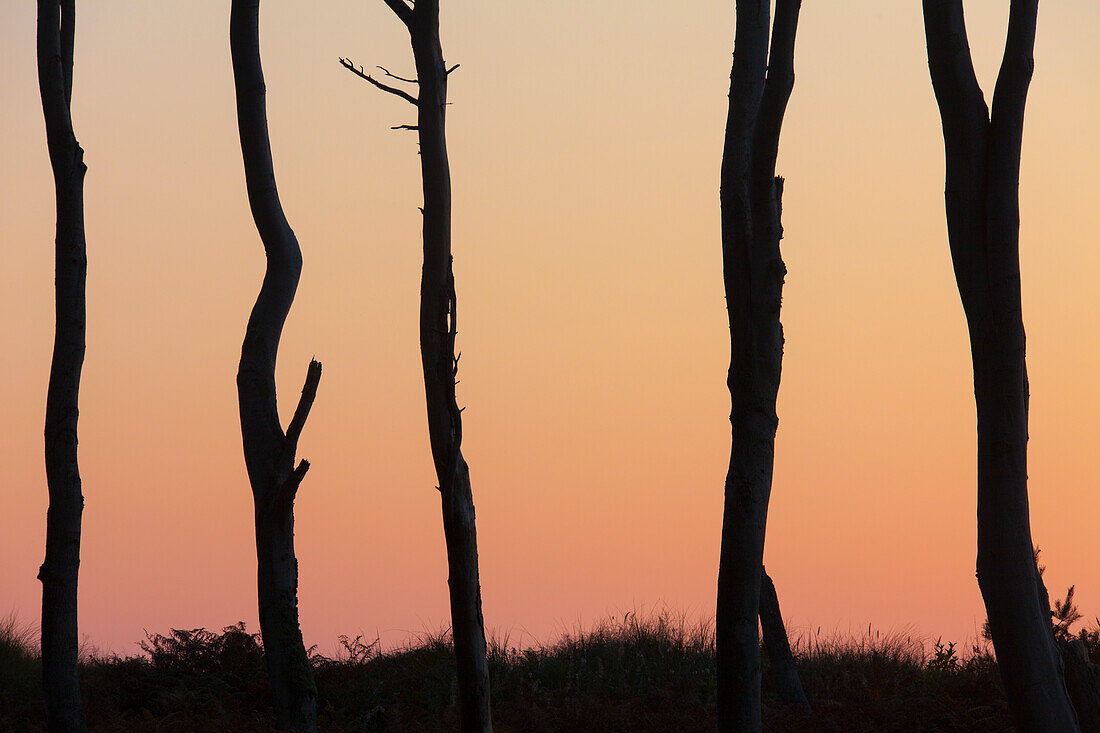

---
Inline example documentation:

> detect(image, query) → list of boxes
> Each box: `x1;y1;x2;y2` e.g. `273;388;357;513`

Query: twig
379;65;418;84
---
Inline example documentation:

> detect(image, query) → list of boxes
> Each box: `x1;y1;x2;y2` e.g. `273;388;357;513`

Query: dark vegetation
5;609;1098;732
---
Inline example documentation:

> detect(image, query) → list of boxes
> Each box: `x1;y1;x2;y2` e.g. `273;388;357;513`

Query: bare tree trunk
36;2;87;730
759;568;810;713
341;2;491;730
922;2;1078;730
231;2;320;730
716;2;800;731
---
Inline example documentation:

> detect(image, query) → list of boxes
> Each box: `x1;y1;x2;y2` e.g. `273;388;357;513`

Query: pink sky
1;1;1099;656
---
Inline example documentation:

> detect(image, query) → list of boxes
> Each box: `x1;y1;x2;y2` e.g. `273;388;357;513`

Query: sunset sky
1;1;1098;657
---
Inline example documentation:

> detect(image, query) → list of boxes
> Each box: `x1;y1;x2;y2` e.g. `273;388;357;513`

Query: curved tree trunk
36;1;87;730
341;2;491;730
922;2;1078;730
716;2;800;731
231;2;320;730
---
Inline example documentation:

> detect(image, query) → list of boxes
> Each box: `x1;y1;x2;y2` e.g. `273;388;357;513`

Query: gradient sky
1;1;1098;657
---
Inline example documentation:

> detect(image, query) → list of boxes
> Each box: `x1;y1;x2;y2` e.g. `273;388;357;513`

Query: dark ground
0;612;1052;732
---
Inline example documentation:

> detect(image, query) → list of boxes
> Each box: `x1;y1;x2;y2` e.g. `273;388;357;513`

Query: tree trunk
759;568;810;713
716;2;800;732
922;2;1079;730
231;2;320;730
408;6;492;731
36;1;87;730
340;2;491;730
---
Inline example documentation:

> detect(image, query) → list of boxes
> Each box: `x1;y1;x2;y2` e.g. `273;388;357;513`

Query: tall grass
0;612;42;731
0;610;1022;731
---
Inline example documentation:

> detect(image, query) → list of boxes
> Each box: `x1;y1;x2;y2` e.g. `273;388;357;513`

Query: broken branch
285;358;322;451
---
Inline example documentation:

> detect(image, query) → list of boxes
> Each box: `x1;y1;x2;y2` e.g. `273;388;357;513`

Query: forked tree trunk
231;2;320;730
759;568;810;713
36;1;87;730
341;2;491;730
716;2;800;731
922;2;1078;730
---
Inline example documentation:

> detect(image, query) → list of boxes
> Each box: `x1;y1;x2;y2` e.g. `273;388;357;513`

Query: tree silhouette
715;1;801;731
231;1;321;730
341;1;491;729
759;568;810;713
922;1;1078;730
36;1;87;730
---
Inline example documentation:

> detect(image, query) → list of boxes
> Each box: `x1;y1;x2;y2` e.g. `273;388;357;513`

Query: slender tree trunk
231;2;320;730
341;2;491;729
759;568;810;713
716;2;800;731
922;2;1078;730
36;1;87;730
408;6;492;730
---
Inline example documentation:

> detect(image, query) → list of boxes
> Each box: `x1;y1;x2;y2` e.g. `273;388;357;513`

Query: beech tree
36;1;88;730
922;1;1079;730
231;1;321;730
715;1;801;731
340;1;491;729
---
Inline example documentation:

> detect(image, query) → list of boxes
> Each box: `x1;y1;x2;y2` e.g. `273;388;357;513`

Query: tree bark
231;2;320;730
342;2;491;730
759;568;810;713
716;2;800;731
922;2;1079;730
36;1;87;730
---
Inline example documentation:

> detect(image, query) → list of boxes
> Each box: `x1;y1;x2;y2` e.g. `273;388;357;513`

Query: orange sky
1;1;1098;656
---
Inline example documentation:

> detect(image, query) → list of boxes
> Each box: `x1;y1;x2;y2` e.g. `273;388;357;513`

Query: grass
0;611;1045;732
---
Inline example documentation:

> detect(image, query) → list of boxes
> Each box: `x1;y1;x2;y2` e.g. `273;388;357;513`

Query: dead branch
378;65;418;84
339;57;419;106
285;359;322;451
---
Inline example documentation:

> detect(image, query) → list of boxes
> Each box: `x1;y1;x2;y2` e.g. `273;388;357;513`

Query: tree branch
378;65;417;84
381;0;413;27
989;0;1038;160
339;58;419;105
753;0;802;182
720;0;770;213
285;359;322;451
38;0;78;171
287;459;310;498
921;0;992;315
922;0;989;144
267;459;310;512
